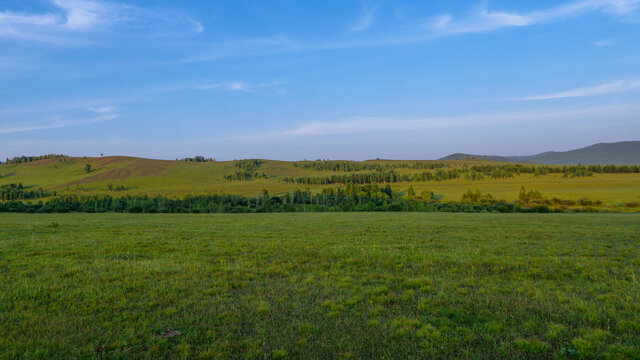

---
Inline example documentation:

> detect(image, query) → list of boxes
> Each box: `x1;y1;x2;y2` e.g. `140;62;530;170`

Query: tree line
469;163;640;177
0;184;593;214
292;160;447;172
176;156;215;162
2;154;68;165
0;183;47;201
282;169;467;185
282;163;640;185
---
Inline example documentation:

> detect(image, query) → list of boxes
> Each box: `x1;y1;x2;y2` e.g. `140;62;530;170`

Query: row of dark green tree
281;169;476;185
469;163;640;176
1;184;564;214
291;161;640;175
281;163;640;185
0;183;47;201
284;169;468;185
2;154;68;165
176;156;215;162
515;187;603;207
292;160;447;172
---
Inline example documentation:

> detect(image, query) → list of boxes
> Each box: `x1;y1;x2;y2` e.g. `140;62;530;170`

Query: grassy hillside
440;141;640;165
1;213;639;359
1;156;640;208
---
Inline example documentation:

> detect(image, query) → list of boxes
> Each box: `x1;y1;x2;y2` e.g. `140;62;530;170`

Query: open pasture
1;213;639;359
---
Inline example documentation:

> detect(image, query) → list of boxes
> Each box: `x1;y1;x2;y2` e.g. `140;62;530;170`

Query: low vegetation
1;213;638;359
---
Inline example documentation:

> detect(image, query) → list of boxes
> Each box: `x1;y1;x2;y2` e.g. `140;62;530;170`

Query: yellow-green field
1;156;639;206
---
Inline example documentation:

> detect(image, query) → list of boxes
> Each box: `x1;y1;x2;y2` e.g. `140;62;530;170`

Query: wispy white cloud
195;82;252;92
168;80;280;93
593;33;638;46
240;104;640;139
0;114;117;134
181;0;640;64
88;105;116;113
175;35;298;64
191;20;204;33
517;79;640;100
349;2;380;32
0;11;59;26
51;0;116;30
194;84;220;90
0;0;203;44
593;38;618;46
228;82;250;92
428;0;640;36
0;97;119;115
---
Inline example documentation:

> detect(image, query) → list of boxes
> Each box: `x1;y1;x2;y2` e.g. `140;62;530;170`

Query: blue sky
1;0;640;160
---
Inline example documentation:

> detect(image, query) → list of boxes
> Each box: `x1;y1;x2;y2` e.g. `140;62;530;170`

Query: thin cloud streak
593;38;618;46
161;80;279;93
173;35;299;64
349;2;380;32
0;114;117;134
0;98;119;115
428;0;640;36
239;104;640;139
0;79;265;118
88;106;116;113
517;79;640;100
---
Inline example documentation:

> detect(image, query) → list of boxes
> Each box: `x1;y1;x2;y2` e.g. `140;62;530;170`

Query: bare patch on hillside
90;156;139;167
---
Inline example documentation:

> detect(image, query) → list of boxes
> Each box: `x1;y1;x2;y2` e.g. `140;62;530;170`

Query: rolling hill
440;141;640;165
2;154;640;206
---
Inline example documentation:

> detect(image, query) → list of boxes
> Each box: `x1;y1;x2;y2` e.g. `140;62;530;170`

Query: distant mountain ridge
439;154;536;163
439;141;640;165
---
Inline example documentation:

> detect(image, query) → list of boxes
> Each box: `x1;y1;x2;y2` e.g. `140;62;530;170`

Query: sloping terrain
2;155;640;206
515;141;640;165
440;141;640;165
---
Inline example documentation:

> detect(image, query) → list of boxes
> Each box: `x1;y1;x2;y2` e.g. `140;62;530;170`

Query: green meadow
1;157;639;207
1;213;639;359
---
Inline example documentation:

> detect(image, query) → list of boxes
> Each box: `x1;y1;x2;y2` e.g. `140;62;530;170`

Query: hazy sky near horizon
1;0;640;160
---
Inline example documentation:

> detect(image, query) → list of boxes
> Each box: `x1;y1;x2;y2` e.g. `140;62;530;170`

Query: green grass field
1;213;639;359
2;157;640;207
